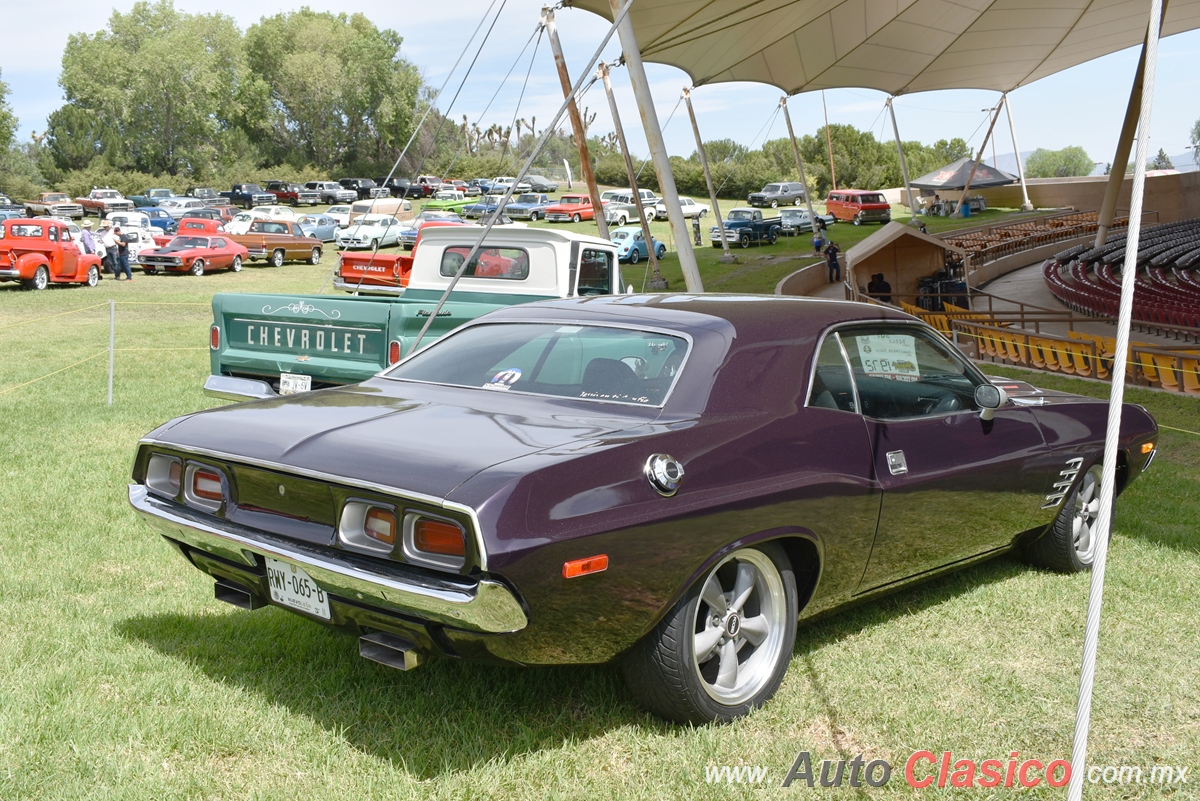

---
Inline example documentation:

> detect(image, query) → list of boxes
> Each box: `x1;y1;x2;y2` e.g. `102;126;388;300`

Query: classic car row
132;274;1159;723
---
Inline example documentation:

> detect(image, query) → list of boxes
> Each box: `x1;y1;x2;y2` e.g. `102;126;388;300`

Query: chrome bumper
203;374;278;400
0;269;20;279
332;278;404;295
129;484;528;634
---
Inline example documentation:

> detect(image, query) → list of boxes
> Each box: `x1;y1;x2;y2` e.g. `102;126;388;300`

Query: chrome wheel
1071;465;1103;563
309;247;321;265
271;249;285;267
230;256;242;272
190;259;205;276
86;265;99;286
692;549;788;706
31;265;49;290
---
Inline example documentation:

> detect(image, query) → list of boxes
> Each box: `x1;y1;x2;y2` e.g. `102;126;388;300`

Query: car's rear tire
630;248;640;264
657;244;666;259
572;213;582;223
622;542;797;723
270;249;285;268
86;265;99;287
230;256;242;272
308;247;321;265
1023;462;1104;573
190;259;205;276
25;265;49;290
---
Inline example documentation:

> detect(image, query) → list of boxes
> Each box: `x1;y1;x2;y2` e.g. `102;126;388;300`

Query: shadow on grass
118;607;660;777
117;556;1032;778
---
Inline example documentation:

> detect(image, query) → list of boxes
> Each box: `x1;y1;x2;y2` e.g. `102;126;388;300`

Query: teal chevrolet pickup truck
204;226;621;400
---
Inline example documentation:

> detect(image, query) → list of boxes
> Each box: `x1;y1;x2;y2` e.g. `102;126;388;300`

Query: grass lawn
1;213;1196;800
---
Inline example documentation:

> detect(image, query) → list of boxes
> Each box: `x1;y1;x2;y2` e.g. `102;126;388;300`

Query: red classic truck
0;218;103;290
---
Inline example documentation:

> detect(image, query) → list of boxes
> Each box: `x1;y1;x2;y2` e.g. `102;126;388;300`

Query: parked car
0;193;23;211
336;214;407;250
412;175;443;197
487;176;532;196
104;210;154;232
0;217;102;289
24;193;84;219
603;191;659;226
423;190;473;214
609;225;666;263
116;227;160;267
544;194;596;223
139;235;250;275
339;178;390;200
349;197;414;224
151;217;225;247
220;184;277;210
325;205;352;228
374;177;412;198
748;181;807;208
185;187;222;202
227;220;323;266
461;196;505;220
825;189;892;225
264;181;321;206
503;193;553;221
76;188;135;216
223;211;272;236
655;196;710;219
305;182;357;205
296;213;340;242
248;205;298;222
129;188;177;208
525;175;560;193
779;208;835;236
159;197;207;219
710;208;782;248
398;211;464;249
142;207;176;233
129;295;1160;725
175;208;227;228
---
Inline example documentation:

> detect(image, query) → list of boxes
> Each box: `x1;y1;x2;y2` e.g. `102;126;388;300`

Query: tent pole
544;7;609;241
606;0;702;292
822;90;836;190
1095;0;1168;246
886;97;919;218
952;102;1003;218
599;61;665;288
1067;3;1161;799
1002;93;1033;211
779;97;820;235
683;88;735;262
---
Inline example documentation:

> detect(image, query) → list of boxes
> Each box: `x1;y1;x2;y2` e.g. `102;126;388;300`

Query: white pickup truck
205;226;623;400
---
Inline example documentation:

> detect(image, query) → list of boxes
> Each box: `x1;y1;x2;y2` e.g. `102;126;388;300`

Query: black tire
770;200;779;208
794;197;803;206
617;214;628;226
657;244;666;259
739;233;752;249
622;542;798;723
308;247;321;265
1023;462;1104;573
712;242;723;249
86;265;99;287
190;259;205;276
630;248;640;264
230;256;242;272
768;228;779;245
25;265;49;290
24;207;34;217
700;209;707;218
572;212;582;223
853;214;862;226
530;211;540;221
270;249;285;268
143;267;158;275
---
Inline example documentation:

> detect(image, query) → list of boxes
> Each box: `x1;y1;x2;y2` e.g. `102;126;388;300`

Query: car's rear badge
1042;457;1084;508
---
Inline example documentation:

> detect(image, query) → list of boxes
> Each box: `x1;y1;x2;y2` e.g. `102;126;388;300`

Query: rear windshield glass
7;224;44;238
439;247;530;280
385;323;688;406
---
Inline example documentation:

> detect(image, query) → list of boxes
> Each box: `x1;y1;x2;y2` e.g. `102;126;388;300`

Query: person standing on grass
99;225;118;276
824;241;841;283
114;227;133;281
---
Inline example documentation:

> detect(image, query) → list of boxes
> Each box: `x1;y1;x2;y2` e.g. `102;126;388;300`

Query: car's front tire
1023;462;1104;573
86;265;99;287
230;256;242;272
572;213;582;223
190;259;205;276
308;247;321;265
623;542;797;724
739;233;752;249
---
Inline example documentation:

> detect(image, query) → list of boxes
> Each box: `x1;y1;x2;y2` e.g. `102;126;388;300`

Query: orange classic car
0;218;103;290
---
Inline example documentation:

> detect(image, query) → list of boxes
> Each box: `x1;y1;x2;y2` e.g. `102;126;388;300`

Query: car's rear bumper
129;484;528;635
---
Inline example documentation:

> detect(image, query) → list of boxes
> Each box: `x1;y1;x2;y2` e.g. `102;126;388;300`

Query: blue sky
2;1;1198;171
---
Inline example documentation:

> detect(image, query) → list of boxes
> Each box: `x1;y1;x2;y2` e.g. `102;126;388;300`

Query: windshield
171;237;210;248
764;185;781;192
96;190;119;198
517;194;539;203
728;210;753;220
559;197;584;205
860;194;886;204
385;323;688;406
45;194;70;202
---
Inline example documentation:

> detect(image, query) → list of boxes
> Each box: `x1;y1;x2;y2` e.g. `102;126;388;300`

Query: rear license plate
280;372;311;394
265;557;330;620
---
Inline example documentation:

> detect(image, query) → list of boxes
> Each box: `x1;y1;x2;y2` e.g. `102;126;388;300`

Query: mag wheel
26;265;49;290
190;259;205;276
572;213;582;223
657;244;666;259
1023;462;1105;573
230;256;242;272
308;247;321;265
629;248;640;264
622;543;797;723
86;265;99;287
270;249;285;267
770;200;779;208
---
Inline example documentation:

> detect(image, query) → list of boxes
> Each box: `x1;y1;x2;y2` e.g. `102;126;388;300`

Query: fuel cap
645;454;685;496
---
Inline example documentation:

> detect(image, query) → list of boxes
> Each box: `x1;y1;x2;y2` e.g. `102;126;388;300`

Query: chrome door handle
886;450;908;476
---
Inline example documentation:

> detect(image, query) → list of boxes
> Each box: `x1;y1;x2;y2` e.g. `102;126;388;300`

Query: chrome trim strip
137;437;488;570
130;484;522;632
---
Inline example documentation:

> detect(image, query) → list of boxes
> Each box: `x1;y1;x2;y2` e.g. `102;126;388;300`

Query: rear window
439;246;530;280
385;323;688;406
7;224;44;238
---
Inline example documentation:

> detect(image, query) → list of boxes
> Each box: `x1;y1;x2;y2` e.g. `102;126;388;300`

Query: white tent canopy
567;0;1200;95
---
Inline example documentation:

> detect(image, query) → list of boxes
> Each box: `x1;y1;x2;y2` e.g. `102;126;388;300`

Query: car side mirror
975;384;1009;421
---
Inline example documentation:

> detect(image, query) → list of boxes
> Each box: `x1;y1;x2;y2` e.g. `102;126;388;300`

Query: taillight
413;519;466;557
210;325;220;349
192;468;223;501
388;340;401;365
364;507;397;545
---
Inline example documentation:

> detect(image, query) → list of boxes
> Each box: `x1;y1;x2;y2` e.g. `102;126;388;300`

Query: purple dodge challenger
129;295;1157;722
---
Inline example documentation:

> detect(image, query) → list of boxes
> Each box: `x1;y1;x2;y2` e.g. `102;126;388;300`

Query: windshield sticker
856;335;920;382
484;368;522;391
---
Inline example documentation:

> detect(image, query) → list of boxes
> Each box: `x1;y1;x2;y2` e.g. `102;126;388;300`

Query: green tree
243;9;422;173
43;104;123;172
694;139;748;164
1151;148;1174;170
1025;146;1094;178
0;69;16;152
58;1;251;175
932;138;972;163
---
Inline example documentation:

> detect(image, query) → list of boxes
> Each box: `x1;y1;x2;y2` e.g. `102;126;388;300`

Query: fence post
108;300;114;406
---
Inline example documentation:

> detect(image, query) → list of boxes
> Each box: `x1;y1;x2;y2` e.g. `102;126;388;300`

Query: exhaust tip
359;632;423;671
214;578;266;610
